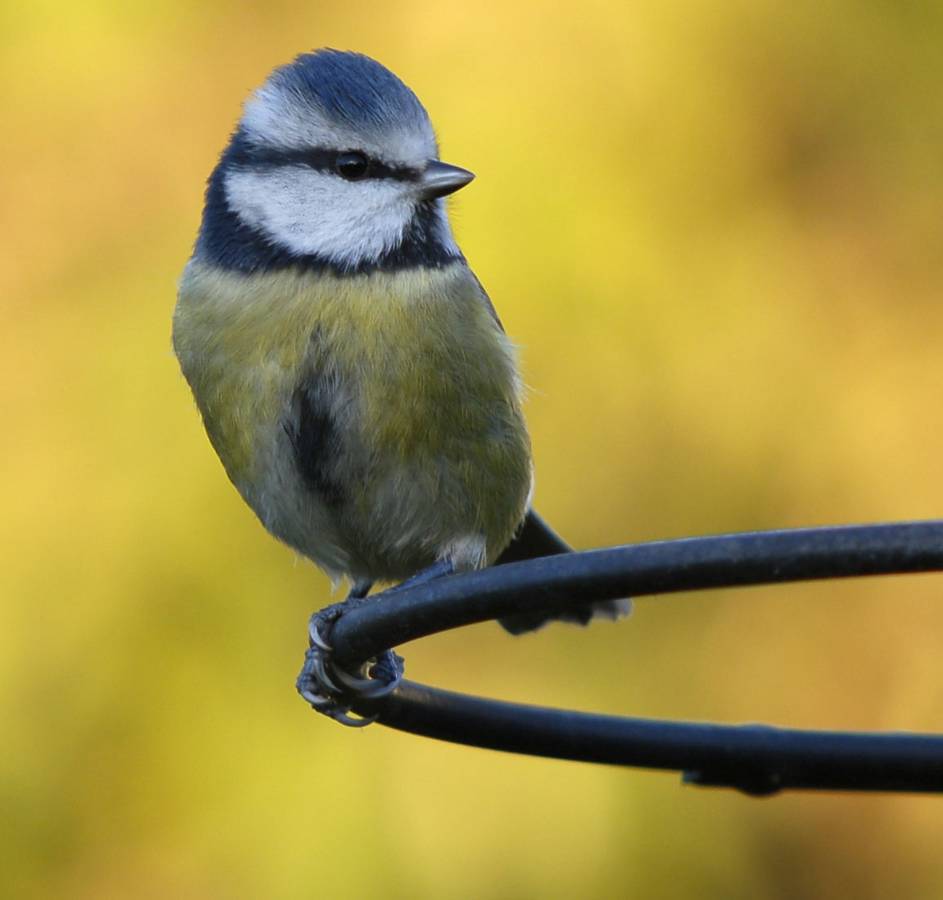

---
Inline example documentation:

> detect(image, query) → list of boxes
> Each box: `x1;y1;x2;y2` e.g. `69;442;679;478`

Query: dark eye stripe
229;143;417;182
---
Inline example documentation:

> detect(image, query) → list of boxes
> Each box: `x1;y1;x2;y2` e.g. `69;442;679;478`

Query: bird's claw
307;615;333;652
296;604;404;726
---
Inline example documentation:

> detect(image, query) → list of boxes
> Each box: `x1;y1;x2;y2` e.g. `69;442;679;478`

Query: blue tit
173;48;629;633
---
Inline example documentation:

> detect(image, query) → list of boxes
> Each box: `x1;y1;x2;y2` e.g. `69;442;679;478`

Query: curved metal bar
321;521;943;794
361;682;943;795
332;521;943;664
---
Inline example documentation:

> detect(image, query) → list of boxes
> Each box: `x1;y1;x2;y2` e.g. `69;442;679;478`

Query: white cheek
224;167;415;268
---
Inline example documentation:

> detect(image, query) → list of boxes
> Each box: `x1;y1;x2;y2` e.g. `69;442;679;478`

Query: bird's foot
296;563;453;725
296;597;404;727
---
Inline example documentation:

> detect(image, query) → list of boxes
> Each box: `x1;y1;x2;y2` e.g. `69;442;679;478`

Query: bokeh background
4;1;943;897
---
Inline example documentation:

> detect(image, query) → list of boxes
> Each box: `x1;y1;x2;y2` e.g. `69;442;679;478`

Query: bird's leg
385;558;456;594
296;577;403;726
347;579;373;601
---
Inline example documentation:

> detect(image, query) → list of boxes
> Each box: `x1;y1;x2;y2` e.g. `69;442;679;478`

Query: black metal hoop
321;521;943;795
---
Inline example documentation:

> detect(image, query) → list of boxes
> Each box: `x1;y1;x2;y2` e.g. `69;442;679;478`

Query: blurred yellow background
4;0;943;897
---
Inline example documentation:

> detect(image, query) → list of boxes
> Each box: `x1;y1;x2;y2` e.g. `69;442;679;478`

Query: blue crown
270;49;429;132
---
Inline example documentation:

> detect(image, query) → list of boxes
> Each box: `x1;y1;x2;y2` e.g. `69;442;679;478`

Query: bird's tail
498;595;632;636
494;510;632;635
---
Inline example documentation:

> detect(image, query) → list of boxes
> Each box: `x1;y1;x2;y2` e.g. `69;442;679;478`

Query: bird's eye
335;151;369;180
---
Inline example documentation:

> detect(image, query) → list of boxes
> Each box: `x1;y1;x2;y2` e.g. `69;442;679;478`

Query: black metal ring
325;521;943;795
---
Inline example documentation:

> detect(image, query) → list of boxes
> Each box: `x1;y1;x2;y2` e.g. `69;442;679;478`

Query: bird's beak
417;160;475;200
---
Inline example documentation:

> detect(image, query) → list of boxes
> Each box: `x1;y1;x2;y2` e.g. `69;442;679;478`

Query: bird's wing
468;270;505;331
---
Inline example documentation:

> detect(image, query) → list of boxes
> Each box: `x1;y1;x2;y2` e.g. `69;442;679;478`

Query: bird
172;49;629;674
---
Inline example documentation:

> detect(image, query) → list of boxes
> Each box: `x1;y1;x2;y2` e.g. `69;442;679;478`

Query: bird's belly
174;262;532;582
321;279;533;579
341;346;531;579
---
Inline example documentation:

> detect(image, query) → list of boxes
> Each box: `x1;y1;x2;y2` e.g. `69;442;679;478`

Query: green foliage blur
4;1;943;896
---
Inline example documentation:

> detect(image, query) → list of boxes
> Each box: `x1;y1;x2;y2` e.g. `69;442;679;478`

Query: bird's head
197;49;474;275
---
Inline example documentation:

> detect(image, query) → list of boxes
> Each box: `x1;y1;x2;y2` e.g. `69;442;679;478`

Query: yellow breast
173;260;532;575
